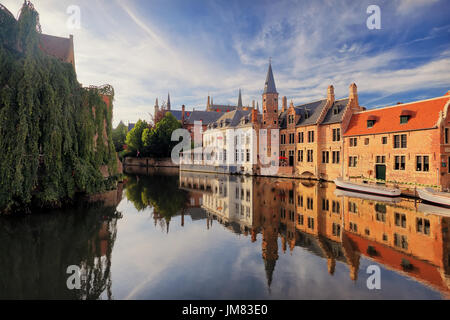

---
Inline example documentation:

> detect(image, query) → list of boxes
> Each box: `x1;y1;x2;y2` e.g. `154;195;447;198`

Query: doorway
375;165;386;181
289;151;294;167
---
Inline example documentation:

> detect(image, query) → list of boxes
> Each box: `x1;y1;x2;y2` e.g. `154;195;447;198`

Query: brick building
343;93;450;191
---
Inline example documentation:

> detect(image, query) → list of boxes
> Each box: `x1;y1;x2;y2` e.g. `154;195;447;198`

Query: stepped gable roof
185;111;224;125
322;98;349;125
344;94;450;136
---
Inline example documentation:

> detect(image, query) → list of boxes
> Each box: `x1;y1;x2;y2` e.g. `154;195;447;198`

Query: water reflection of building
179;171;450;296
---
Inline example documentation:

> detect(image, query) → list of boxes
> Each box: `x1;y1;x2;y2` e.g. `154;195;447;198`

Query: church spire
264;60;277;94
237;89;243;109
167;93;171;110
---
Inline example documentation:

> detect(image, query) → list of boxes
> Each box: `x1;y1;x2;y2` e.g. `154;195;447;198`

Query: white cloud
2;0;448;126
396;0;439;14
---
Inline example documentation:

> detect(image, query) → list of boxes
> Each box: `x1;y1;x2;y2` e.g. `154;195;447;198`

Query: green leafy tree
0;3;118;213
125;120;148;154
112;121;128;152
142;112;181;158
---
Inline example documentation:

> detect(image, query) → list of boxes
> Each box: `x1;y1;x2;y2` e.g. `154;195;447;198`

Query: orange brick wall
318;123;344;181
344;129;442;188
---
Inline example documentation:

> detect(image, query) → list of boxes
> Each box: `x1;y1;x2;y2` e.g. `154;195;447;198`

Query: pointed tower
238;89;243;109
262;60;279;128
154;98;159;117
167;93;171;111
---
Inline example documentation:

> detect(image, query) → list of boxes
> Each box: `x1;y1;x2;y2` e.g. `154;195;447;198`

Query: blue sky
2;0;450;126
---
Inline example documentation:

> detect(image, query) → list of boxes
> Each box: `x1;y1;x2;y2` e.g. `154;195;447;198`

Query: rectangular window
332;151;340;164
308;131;314;143
349;156;358;167
298;214;304;225
394;134;407;148
332;223;341;237
445;128;449;144
382;136;388;144
376;156;386;164
416;156;429;172
333;128;341;142
322;151;329;164
349;201;358;213
349;137;357;147
395;156;406;170
246;149;250;162
307;198;314;210
307;150;313;162
298;132;304;143
298;195;303;207
298;150;303;162
395;213;407;228
308;217;315;230
322;198;329;211
416;218;430;235
400;115;409;124
394;233;408;250
332;201;340;213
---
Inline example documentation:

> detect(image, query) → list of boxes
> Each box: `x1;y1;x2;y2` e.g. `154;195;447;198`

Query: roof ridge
355;95;449;114
294;98;327;108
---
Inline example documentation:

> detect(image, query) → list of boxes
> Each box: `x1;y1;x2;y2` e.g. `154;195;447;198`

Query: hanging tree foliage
0;3;118;213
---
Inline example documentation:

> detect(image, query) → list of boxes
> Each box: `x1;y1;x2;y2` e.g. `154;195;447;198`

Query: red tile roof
344;94;450;136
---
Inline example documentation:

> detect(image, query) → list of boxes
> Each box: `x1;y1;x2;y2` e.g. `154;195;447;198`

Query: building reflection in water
179;171;450;297
0;186;124;300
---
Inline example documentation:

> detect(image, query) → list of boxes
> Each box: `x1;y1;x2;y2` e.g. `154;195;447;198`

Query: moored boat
334;188;402;204
418;203;450;217
334;177;401;197
417;188;450;208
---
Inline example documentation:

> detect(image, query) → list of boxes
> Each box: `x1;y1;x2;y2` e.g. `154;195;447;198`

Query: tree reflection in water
0;200;122;300
125;171;189;232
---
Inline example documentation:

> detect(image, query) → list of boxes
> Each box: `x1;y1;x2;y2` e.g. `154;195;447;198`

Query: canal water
0;168;449;300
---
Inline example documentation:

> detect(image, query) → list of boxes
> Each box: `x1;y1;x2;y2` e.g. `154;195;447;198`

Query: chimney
207;95;210;110
349;83;359;107
182;105;186;123
252;108;258;124
282;96;287;112
327;85;335;103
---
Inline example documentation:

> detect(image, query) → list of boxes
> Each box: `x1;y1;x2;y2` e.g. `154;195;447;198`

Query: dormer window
400;116;409;124
367;115;377;128
304;112;309;119
333;106;340;115
400;110;413;124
